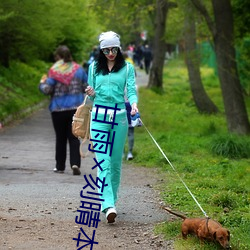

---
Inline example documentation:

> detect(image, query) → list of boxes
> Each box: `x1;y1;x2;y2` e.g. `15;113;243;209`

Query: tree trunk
212;0;250;134
147;0;169;89
184;4;218;114
191;0;250;134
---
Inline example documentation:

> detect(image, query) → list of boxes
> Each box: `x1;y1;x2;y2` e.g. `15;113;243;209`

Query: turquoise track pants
90;109;128;212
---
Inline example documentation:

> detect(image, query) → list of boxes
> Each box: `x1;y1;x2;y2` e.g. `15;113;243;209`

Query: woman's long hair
95;48;126;75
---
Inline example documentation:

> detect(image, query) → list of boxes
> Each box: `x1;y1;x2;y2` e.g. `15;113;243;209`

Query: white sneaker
105;207;117;223
53;168;64;173
72;165;81;175
127;152;133;160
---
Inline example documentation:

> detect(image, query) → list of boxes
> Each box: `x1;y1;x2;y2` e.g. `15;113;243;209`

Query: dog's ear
227;230;230;240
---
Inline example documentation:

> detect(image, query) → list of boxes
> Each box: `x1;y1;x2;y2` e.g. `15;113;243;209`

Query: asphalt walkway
0;69;171;249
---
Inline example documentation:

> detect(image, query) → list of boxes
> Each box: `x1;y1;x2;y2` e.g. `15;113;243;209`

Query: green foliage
91;0;155;46
232;0;250;39
130;58;250;249
0;60;49;122
0;0;100;66
236;37;250;95
210;191;238;209
165;2;184;44
210;134;250;159
165;0;213;45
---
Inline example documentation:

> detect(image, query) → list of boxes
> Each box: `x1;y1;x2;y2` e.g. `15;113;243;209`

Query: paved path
135;68;149;88
0;71;173;249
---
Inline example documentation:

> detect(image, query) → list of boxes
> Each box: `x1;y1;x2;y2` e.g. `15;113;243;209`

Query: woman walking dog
85;31;138;223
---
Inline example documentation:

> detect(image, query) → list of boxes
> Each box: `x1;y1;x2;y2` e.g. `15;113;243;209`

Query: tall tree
148;0;176;89
191;0;250;134
184;1;218;114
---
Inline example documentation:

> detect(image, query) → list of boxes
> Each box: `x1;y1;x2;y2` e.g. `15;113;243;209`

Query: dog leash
139;118;209;218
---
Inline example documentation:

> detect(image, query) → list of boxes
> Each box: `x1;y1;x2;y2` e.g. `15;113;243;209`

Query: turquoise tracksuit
87;62;137;212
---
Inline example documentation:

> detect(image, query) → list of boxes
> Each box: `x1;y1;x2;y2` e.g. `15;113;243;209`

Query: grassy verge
130;58;250;250
1;58;249;249
0;60;50;125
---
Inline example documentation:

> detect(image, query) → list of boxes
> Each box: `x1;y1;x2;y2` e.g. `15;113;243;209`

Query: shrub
210;191;237;209
210;135;250;159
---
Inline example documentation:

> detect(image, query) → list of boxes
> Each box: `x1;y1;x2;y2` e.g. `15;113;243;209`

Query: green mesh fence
198;41;217;75
198;40;250;94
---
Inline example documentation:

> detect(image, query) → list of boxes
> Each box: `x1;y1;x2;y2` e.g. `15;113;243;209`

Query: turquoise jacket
87;62;138;109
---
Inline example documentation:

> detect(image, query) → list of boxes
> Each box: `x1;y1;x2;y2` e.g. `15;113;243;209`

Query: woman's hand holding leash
85;86;95;97
131;103;138;116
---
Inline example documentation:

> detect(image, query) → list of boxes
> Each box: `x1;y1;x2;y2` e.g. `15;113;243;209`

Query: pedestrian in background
123;51;137;160
39;45;88;175
85;31;138;223
143;44;152;74
134;44;144;69
86;46;99;72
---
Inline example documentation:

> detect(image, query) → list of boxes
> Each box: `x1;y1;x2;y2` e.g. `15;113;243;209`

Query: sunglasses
102;47;119;55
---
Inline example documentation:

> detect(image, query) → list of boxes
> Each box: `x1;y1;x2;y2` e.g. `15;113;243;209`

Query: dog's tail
162;206;187;220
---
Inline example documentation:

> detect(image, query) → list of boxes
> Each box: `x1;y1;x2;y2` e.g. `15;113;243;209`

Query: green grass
1;57;249;249
130;58;250;250
0;60;50;123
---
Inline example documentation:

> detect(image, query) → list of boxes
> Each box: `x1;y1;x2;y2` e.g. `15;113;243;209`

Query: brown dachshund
162;207;231;249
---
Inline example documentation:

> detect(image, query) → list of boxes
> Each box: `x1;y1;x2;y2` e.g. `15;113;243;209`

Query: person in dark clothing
88;46;99;65
39;45;88;175
143;44;152;74
84;46;100;73
134;45;144;69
